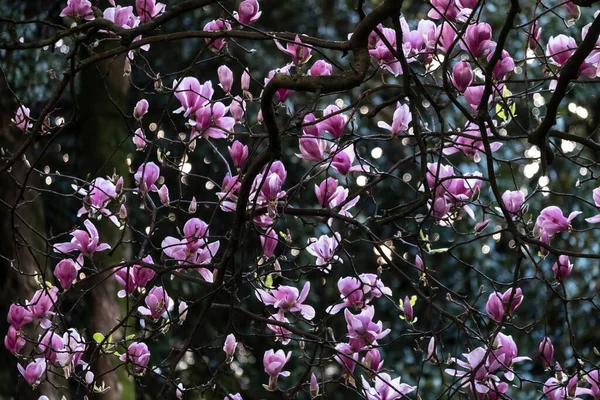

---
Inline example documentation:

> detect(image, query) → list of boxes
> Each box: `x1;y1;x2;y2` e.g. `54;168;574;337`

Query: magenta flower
133;128;147;151
223;333;238;363
241;68;251;91
585;370;600;398
158;184;170;205
377;102;411;136
263;349;291;390
256;282;315;320
539;337;554;368
76;177;118;225
191;102;235;140
400;295;415;323
267;311;292;345
546;35;577;66
134;162;160;192
296;132;327;162
464;85;487;110
218;65;234;94
135;0;166;23
17;358;46;387
428;0;460;21
234;0;261;25
309;60;333;76
161;218;220;270
329;144;370;175
7;304;33;330
443;121;502;162
138;286;172;320
11;105;32;131
327;277;365;314
230;96;246;122
445;347;500;396
114;256;155;297
318;105;346;138
362;348;384;372
488;49;515;80
361;373;416;400
228;140;248;169
552;255;573;280
501;190;525;215
488;333;530;381
172;77;214;117
260;228;278;258
529;20;542;50
275;35;311;66
104;6;139;30
452;61;473;93
54;258;80;290
133;99;149;120
334;343;359;375
264;64;295;103
54;219;111;256
485;287;523;322
314;178;359;214
543;374;588;400
344;306;390;350
5;325;25;354
306;233;342;271
426;162;482;220
461;23;495;58
203;19;232;52
585;187;600;223
436;22;457;53
60;0;94;20
27;287;58;323
120;342;150;374
535;206;581;237
310;373;319;398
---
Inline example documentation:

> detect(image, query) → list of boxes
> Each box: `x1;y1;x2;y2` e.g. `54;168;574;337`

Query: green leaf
93;333;105;344
125;334;136;341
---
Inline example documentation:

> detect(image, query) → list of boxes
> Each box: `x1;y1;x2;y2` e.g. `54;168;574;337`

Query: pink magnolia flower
53;219;111;256
104;6;139;30
443;121;502;162
229;96;246;122
5;325;25;354
260;228;278;258
27;287;58;323
218;65;234;93
228;140;248;169
452;61;473;93
17;358;46;387
161;218;220;273
7;304;33;330
263;349;291;390
234;0;261;25
275;35;311;66
241;68;251;92
344;306;390;350
264;64;295;103
223;333;238;363
461;23;495;58
11;105;32;131
368;27;410;76
377;102;411;136
267;311;292;345
488;49;515;80
38;331;66;365
552;255;573;280
296;132;327;162
75;177;118;225
585;187;600;223
318;105;346;138
306;233;342;271
475;219;491;233
329;144;370;175
362;348;384;372
114;255;155;297
133;99;149;120
445;347;501;396
546;35;577;66
190;102;235;140
54;258;81;290
485;287;523;322
135;0;166;23
158;184;170;205
314;178;359;214
225;394;243;400
488;333;530;381
539;337;554;368
134;162;160;192
138;286;172;320
310;373;319;398
133;128;147;151
172;77;214;117
400;295;415;323
529;20;542;50
216;173;241;212
436;22;457;53
256;282;315;320
501;190;525;215
60;0;94;20
309;60;333;76
564;1;581;23
543;374;588;400
334;343;359;375
361;373;416;400
428;0;460;21
203;19;232;52
120;342;150;374
535;206;581;237
464;85;487;110
585;370;600;398
426;163;482;220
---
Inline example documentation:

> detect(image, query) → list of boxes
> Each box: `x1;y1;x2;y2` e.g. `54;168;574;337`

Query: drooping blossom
443;121;502;162
308;60;332;76
134;162;160;192
53;219;111;256
344;306;390;350
17;358;46;387
218;65;234;94
552;255;573;281
5;325;25;354
377;102;411;136
460;23;495;58
135;0;166;23
223;333;238;363
485;287;524;322
172;77;214;117
263;349;291;390
60;0;94;20
306;233;342;272
229;140;248;169
535;206;581;238
452;61;473;93
203;19;232;52
361;373;416;400
7;304;33;330
54;258;81;290
120;342;150;374
256;282;315;320
11;105;32;131
275;35;311;66
234;0;261;25
310;373;319;398
138;286;172;320
260;228;278;258
546;35;577;67
133;99;149;120
501;190;525;216
538;337;554;368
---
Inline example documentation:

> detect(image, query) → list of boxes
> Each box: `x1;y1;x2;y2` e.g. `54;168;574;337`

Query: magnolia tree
3;0;600;398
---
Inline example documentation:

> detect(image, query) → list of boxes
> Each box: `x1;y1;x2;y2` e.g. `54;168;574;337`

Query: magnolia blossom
17;358;46;387
485;287;524;322
362;348;384;372
319;105;346;138
344;306;390;350
7;304;33;330
334;343;359;375
230;96;246;122
310;373;319;398
546;35;577;66
309;60;333;76
443;122;502;162
369;26;410;76
54;219;111;256
445;347;503;396
172;77;213;117
234;0;261;25
133;128;147;151
452;61;473;93
138;286;172;320
529;20;542;50
135;0;166;23
314;178;359;215
461;23;495;58
426;163;482;220
60;0;94;20
223;333;238;363
75;177;118;225
120;342;150;374
428;0;460;21
255;282;315;320
203;19;232;52
296;132;327;162
488;49;515;80
267;312;292;344
264;64;294;102
329;144;370;175
11;105;32;131
218;65;234;93
539;337;554;368
263;349;291;390
27;287;59;325
489;333;531;381
543;373;588;400
585;187;600;223
114;255;155;297
54;258;81;290
190;102;235;140
133;99;149;120
464;85;487;110
275;35;311;66
229;140;248;169
260;228;278;258
535;206;581;238
327;274;392;314
361;373;416;400
377;102;411;136
104;6;139;30
501;190;525;215
306;233;342;271
5;325;25;354
134;162;160;192
552;255;573;280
